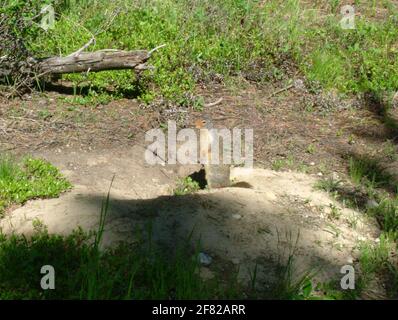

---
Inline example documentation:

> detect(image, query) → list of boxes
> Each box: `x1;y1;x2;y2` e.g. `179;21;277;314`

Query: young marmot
195;117;231;188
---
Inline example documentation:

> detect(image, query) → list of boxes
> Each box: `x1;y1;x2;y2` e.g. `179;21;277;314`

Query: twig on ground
267;84;294;99
67;37;96;57
204;97;223;107
148;44;167;56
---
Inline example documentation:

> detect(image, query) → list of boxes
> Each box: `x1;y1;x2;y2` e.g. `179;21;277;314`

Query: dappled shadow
344;152;396;194
36;78;145;99
59;190;351;287
361;92;398;142
331;184;370;212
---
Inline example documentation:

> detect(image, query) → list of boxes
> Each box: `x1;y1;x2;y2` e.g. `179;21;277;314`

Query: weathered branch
36;49;151;75
66;37;96;58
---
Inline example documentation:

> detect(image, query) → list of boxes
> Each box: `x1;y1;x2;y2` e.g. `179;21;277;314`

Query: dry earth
0;145;380;287
0;80;396;294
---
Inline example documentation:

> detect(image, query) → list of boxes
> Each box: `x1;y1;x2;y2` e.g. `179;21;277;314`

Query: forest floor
1;80;397;299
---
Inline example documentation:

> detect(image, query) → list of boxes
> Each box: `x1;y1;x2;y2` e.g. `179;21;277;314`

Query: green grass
0;223;319;299
0;155;71;215
319;234;397;300
268;253;315;300
271;155;295;171
369;196;398;240
348;157;392;188
315;177;342;193
345;155;398;298
0;219;239;299
314;154;398;298
14;0;395;104
357;234;398;298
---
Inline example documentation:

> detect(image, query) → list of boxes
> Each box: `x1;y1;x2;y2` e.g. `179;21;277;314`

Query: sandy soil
0;145;380;287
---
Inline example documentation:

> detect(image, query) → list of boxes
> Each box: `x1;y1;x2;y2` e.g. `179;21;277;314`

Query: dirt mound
0;147;379;285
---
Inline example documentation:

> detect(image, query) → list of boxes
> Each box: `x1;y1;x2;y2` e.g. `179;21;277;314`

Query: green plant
0;155;71;214
348;157;391;188
368;196;398;239
271;155;295;171
347;213;359;229
315;177;342;193
359;236;391;276
2;0;397;103
174;177;201;195
328;203;341;220
383;140;397;160
269;230;316;300
306;144;316;154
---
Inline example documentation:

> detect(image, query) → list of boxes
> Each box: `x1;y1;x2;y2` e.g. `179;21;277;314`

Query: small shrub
174;177;201;195
0;155;71;214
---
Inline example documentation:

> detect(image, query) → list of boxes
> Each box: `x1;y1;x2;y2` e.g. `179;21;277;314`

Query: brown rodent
195;117;231;188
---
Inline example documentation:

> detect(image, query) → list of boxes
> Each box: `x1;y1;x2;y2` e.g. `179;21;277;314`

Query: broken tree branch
267;84;294;99
36;49;149;75
34;42;166;76
148;44;167;56
67;36;96;58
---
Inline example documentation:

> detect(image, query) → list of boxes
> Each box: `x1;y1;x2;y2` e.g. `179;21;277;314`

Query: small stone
310;162;316;166
232;214;242;220
198;252;212;266
317;172;323;177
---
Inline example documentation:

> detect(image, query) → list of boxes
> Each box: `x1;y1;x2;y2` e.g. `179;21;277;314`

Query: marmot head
195;117;213;129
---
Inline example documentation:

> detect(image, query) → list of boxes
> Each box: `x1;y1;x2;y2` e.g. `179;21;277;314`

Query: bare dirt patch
0;146;379;290
0;81;396;296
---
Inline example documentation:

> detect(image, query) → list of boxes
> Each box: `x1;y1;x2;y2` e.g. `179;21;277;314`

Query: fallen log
37;49;152;75
0;44;166;79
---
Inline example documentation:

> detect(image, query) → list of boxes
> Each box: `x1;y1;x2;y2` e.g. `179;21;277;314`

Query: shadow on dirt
65;191;347;291
361;92;398;142
37;78;145;99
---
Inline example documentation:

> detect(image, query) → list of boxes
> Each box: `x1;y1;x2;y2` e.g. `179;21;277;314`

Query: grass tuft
0;155;71;215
